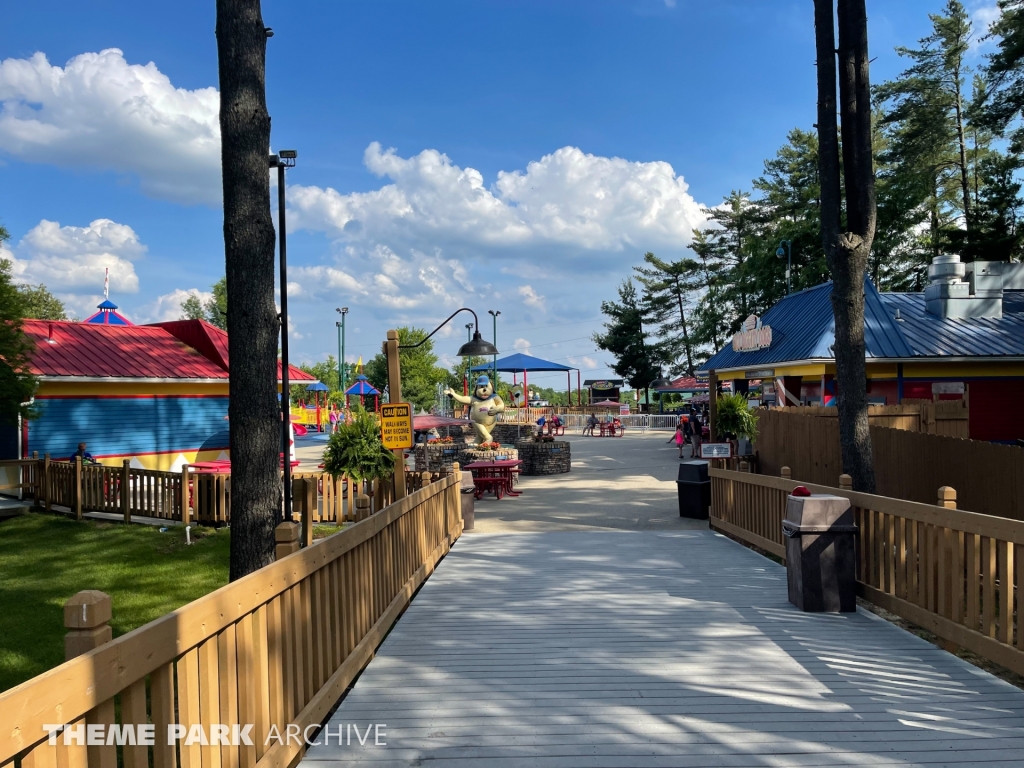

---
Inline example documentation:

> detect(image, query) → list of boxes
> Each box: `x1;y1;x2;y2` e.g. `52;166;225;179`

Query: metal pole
278;162;292;525
336;322;342;391
341;311;347;391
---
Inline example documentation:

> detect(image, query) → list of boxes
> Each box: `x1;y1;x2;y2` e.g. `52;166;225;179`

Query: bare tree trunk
953;77;972;237
816;0;876;492
672;279;695;375
217;0;280;580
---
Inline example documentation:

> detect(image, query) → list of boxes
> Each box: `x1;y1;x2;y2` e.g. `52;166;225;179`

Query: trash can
782;493;857;612
459;470;476;531
677;460;711;519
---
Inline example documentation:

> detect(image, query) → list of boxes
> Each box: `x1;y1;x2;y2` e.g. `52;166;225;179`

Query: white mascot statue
446;375;505;444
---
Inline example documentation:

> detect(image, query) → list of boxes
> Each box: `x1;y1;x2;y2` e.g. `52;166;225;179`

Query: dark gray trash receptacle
782;494;857;612
459;470;476;530
677;460;710;519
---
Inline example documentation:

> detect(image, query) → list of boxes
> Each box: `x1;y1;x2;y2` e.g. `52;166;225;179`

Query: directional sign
701;442;732;459
380;403;414;450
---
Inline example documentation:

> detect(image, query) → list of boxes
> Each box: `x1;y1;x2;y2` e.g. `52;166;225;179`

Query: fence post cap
355;494;371;508
64;590;112;629
275;521;300;542
780;466;791;477
938;486;957;502
386;329;399;341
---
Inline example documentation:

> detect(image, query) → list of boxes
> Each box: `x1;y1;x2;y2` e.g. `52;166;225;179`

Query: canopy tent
344;374;380;411
471;353;582;405
655;376;708;393
412;414;468;431
306;382;329;392
593;399;621;407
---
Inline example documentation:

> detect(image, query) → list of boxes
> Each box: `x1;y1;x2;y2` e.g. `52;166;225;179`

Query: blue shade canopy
471;353;575;373
344;374;380;396
305;382;330;392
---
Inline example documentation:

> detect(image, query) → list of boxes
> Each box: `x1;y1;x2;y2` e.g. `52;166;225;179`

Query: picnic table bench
464;459;522;500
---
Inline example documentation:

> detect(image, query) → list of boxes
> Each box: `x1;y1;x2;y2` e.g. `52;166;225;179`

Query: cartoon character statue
446;375;506;444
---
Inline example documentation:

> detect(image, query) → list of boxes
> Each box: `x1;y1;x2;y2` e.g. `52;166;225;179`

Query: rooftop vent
925;254;1003;319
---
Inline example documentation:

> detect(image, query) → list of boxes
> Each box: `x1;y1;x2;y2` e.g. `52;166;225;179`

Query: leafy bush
715;393;759;441
321;407;396;482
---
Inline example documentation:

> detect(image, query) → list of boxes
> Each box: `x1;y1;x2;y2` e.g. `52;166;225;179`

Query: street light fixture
776;240;793;295
398;308;499;357
335;307;348;393
647;376;673;414
269;149;297;525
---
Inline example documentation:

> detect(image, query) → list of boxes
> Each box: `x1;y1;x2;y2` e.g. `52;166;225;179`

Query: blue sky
0;0;997;389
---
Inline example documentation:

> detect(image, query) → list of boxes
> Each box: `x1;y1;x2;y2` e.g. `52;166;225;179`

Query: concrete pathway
299;432;1024;767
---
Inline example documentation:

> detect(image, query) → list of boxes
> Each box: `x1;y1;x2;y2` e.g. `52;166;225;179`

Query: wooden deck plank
301;531;1024;767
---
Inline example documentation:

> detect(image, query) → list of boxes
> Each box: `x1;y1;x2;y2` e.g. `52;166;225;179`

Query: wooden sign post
385;330;409;500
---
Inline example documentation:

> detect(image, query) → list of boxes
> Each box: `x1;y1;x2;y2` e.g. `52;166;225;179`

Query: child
674;425;685;458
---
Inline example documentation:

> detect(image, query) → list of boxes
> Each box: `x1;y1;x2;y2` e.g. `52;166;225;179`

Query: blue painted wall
29;396;230;459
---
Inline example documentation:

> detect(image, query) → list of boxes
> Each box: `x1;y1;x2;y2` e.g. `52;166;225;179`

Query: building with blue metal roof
700;255;1024;442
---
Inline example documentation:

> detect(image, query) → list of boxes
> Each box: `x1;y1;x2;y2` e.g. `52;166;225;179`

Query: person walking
673;424;685;458
329;408;339;434
689;406;703;457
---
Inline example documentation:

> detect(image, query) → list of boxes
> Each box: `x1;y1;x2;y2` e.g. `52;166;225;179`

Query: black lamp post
399;308;499;357
270;149;296;524
776;240;793;295
647;376;673;414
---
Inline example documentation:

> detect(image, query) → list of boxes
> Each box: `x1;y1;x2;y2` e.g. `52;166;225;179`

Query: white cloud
513;337;532;353
287;143;707;258
568;355;599;370
3;218;144;294
518;284;545;308
134;288;213;324
970;3;1000;51
0;49;220;204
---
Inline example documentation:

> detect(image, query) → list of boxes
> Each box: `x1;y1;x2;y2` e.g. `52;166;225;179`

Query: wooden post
780;466;791;480
64;590;112;660
73;455;83;520
938;486;957;509
356;494;371;522
385;329;408;501
121;460;131;524
275;521;300;559
180;464;190;525
43;453;51;510
738;460;749;473
839;474;853;491
708;370;718;441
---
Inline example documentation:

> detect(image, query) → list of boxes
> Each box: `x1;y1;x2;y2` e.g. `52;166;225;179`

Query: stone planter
515;439;571;475
414;442;465;472
459;447;519;466
490;423;529;445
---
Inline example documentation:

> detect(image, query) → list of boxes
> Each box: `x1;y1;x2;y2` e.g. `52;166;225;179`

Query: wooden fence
0;459;39;499
771;401;969;437
0;471;463;768
755;409;1024;520
710;467;1024;677
15;456;433;526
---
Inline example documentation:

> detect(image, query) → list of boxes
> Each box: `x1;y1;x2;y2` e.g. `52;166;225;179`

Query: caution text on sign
380;402;414;450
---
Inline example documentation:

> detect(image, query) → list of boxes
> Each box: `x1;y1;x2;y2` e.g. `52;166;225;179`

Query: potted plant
322;406;396;500
714;393;759;456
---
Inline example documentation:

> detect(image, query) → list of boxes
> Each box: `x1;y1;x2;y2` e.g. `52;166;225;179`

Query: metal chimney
925;254;1002;319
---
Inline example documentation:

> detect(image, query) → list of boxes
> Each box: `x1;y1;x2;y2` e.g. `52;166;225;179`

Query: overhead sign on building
732;315;773;352
380;403;414;450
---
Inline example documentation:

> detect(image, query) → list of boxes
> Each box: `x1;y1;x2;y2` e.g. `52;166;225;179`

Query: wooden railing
26;456;431;526
710;467;1024;676
0;472;462;768
0;458;39;498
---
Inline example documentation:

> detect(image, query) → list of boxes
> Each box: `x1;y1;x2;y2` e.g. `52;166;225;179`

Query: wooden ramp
302;531;1024;767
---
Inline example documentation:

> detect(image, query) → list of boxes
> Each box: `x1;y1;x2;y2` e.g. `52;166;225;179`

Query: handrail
709;467;1024;677
0;472;462;767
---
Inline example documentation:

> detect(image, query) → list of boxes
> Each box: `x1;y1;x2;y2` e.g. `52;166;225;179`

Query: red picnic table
463;459;522;500
598;420;625;437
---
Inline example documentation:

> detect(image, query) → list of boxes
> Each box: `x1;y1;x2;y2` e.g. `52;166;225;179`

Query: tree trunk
816;0;876;493
953;64;972;238
217;0;280;580
672;279;695;375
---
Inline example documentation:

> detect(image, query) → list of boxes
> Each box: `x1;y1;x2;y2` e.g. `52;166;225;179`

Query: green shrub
715;393;759;441
321;406;396;483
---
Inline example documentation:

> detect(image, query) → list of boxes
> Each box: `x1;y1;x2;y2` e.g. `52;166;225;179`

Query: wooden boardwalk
302;530;1024;767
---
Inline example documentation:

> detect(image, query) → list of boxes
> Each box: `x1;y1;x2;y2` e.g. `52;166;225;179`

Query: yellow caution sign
380;403;414;450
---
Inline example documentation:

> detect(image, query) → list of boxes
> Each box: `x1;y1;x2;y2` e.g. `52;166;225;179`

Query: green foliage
0;248;38;425
321;406;396;483
715;393;759;441
634;251;702;376
593;279;666;392
17;283;67;320
365;327;450;412
180;277;228;329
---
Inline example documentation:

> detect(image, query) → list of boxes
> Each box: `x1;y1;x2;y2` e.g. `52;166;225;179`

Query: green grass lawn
0;513;229;692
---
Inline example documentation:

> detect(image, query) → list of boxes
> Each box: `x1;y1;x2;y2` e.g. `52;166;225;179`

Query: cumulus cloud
518;285;545;308
287;143;707;258
134;288;213;324
3;218;144;294
0;49;220;204
513;337;532;353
